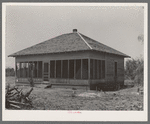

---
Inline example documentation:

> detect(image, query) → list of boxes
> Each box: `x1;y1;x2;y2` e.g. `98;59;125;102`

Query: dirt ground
5;76;143;110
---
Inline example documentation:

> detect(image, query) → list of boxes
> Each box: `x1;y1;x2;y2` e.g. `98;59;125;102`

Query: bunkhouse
9;29;130;90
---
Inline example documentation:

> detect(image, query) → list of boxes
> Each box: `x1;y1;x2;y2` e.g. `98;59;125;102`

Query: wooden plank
9;104;21;109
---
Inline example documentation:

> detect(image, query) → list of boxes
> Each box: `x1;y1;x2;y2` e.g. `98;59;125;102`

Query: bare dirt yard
6;76;143;110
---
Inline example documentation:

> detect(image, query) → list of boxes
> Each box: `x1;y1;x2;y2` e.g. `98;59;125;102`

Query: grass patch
5;76;143;110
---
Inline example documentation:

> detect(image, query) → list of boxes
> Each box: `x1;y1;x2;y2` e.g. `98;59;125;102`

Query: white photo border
2;2;148;121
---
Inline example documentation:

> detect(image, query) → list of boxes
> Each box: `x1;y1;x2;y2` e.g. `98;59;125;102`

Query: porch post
88;59;90;80
88;58;90;89
15;60;17;84
42;61;44;80
27;61;29;78
48;61;50;80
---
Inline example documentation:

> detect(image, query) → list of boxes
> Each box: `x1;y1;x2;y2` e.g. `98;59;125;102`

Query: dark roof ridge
79;33;130;57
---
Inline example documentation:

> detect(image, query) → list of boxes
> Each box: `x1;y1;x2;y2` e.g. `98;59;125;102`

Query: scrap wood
9;104;21;109
8;100;31;106
24;87;33;97
7;92;18;98
6;86;33;109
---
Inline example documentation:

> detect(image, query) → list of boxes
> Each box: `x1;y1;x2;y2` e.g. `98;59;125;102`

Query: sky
5;5;144;68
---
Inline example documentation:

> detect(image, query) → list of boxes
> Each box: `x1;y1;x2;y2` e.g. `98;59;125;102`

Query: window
69;60;74;79
50;61;55;78
56;60;61;78
75;59;81;79
90;59;105;79
82;59;88;79
62;60;68;78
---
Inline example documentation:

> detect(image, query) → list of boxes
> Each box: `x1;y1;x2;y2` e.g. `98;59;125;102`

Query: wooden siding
49;79;89;85
106;53;124;83
16;78;43;83
16;51;91;62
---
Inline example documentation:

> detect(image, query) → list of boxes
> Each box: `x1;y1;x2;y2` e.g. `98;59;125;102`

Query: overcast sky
5;5;144;68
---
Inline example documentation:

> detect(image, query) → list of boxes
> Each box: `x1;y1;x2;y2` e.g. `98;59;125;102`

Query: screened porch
16;59;105;82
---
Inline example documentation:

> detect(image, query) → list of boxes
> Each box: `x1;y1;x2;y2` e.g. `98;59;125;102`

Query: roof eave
8;50;131;58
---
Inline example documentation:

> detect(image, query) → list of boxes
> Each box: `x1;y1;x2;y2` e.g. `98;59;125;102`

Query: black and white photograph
2;3;148;121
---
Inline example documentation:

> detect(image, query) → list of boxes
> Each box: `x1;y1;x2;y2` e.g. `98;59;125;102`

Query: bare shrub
125;58;143;86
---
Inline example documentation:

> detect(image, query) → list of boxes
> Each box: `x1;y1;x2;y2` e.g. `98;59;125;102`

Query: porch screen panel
20;63;23;78
50;61;55;78
82;59;88;79
25;63;29;78
38;61;42;78
23;63;27;78
62;60;68;78
33;62;37;78
69;60;74;79
56;60;61;78
28;62;32;78
115;62;117;77
102;60;105;79
97;60;99;79
90;59;93;79
95;60;97;79
16;63;20;78
76;59;81;79
99;60;101;79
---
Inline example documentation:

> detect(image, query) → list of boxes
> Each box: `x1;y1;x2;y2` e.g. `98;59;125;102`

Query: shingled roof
9;29;129;57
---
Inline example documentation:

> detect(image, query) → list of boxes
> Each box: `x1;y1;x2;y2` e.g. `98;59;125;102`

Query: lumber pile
5;85;33;109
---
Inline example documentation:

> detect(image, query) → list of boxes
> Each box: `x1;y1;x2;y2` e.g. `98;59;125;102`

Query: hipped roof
9;31;130;57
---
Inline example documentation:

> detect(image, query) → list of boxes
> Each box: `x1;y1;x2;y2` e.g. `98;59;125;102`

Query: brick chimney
73;29;77;33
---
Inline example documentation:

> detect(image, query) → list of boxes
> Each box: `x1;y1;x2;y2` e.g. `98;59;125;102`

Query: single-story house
9;29;130;90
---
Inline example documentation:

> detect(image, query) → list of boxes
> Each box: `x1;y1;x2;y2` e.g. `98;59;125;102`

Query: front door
44;62;49;81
